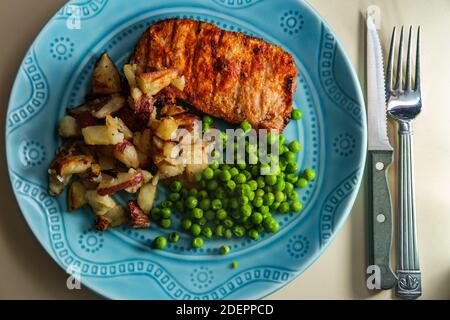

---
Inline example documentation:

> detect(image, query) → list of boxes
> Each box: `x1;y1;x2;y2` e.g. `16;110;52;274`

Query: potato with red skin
137;69;179;96
75;111;98;128
160;104;187;116
90;95;126;119
92;53;122;95
50;155;94;177
95;205;128;231
128;200;150;228
97;170;144;196
85;190;116;216
137;182;157;214
113;140;140;169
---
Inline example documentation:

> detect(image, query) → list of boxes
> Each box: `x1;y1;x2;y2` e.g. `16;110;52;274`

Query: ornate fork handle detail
396;121;421;298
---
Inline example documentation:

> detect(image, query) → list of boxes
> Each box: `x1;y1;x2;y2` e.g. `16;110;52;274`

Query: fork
386;26;422;299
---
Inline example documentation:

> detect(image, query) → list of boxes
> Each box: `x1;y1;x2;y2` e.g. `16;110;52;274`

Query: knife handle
368;150;397;290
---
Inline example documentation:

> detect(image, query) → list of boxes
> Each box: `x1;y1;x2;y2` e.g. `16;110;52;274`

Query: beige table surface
0;0;449;300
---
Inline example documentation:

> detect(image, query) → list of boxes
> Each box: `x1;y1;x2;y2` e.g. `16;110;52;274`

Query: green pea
248;180;258;191
169;232;180;243
220;169;231;182
186;196;198;209
190;224;202;236
161;208;171;219
251;212;263;225
198;217;207;226
288;191;299;201
296;177;308;188
279;134;286;145
216;209;227;220
242;170;252;181
170;180;182;192
292;109;302;120
225;180;236;191
274;179;286;192
235;173;247;184
189;188;198;197
192;208;203;219
284;151;296;163
203;167;214;180
267;219;279;233
224;229;233;239
198;190;208;199
286;162;299;173
151;208;161;220
256;177;265;188
248;229;260;240
241;204;252;217
224;219;234;228
251;165;260;177
285;182;294;194
241;121;252;133
304;168;316;181
220;245;230;255
153;236;167;249
263;192;275;206
212;199;222;210
253;196;263;208
271;201;281;210
215;225;224;237
233;225;245;238
203;115;213;125
287;173;299;184
161;200;173;208
214;168;222;178
267;132;278;145
209;160;220;170
194;172;202;182
264;185;273;193
199;198;211;211
255;189;265;197
279;201;290;214
248;191;255;201
192;237;204;249
237;163;246;170
160;218;171;228
231;261;238;269
260;205;270;215
275;191;285;202
289;141;301;153
265;175;277;186
207;180;218;191
215;187;226;199
291;201;303;213
202;227;213;239
180;218;192;231
229;167;239;177
239;195;249;205
169;192;181;202
243;219;253;230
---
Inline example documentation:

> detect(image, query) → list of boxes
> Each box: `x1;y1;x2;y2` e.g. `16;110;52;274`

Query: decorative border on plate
318;24;362;126
211;0;264;9
55;0;108;20
7;49;49;134
319;169;360;247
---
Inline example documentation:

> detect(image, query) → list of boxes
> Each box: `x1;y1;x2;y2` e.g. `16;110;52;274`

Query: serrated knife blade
366;10;397;290
367;15;392;151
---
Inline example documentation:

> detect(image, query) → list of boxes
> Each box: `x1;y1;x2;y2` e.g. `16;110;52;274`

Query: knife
366;10;397;290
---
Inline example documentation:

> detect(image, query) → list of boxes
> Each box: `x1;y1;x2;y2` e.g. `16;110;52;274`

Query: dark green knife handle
368;150;397;290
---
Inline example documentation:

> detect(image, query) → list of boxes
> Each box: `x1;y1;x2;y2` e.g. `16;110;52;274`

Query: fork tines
386;26;421;93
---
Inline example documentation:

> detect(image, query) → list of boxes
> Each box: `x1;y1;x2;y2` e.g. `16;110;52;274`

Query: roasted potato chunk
48;173;72;196
113;140;140;169
95;205;128;231
90;95;126;119
137;69;178;96
106;115;133;140
68;180;87;211
86;190;116;216
92;53;121;95
58;115;81;138
50;155;94;177
97;170;144;196
155;117;179;140
82;125;124;145
137;182;157;215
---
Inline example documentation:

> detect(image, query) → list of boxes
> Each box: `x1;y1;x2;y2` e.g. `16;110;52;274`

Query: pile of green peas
152;116;315;252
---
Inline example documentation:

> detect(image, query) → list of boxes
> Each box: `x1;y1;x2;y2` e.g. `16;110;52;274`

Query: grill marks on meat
132;19;297;132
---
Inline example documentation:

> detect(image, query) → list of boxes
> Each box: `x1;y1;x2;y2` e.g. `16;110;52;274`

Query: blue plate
5;0;366;299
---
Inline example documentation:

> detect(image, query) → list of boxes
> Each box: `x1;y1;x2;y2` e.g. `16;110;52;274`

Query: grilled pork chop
132;19;297;132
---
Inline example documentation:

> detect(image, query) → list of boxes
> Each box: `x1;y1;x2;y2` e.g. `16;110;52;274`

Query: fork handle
396;121;422;299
